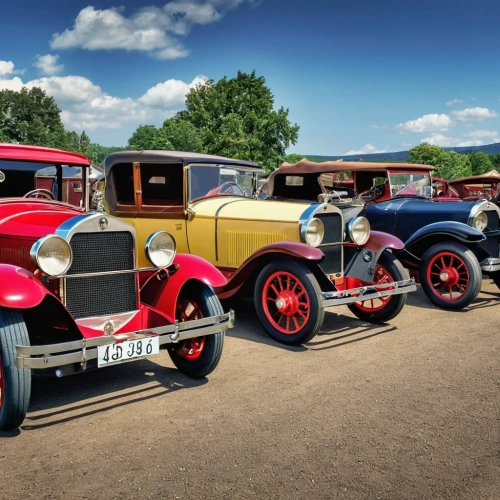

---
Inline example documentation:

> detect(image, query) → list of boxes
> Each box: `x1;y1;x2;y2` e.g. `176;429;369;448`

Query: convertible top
0;143;91;166
268;159;434;194
448;170;500;185
104;150;261;176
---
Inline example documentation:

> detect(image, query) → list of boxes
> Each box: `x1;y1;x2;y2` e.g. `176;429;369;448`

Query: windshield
189;165;256;201
389;172;433;198
0;160;87;207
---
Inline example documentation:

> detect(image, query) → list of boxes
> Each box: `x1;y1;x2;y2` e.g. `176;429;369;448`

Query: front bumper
16;310;235;370
480;257;500;273
321;278;416;307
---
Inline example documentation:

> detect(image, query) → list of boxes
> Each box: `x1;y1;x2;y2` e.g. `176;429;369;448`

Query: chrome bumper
16;310;235;370
321;278;416;307
480;257;500;273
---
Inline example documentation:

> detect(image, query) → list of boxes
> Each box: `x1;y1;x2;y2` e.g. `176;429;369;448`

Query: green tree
153;119;203;152
0;87;68;148
468;151;493;176
86;144;126;166
408;143;450;173
178;70;299;171
78;131;91;157
441;151;472;180
127;125;158;150
285;153;306;164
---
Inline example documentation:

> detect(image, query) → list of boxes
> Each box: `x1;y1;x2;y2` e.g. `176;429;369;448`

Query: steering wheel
369;185;384;199
24;189;56;200
219;182;245;196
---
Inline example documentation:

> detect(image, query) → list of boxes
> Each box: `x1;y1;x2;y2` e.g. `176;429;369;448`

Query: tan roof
448;170;500;185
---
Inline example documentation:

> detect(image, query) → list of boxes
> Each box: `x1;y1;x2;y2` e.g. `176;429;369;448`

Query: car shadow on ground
405;281;500;312
225;298;397;352
16;358;207;431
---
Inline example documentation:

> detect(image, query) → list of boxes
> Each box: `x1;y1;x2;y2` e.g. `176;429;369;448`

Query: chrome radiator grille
315;213;343;275
482;210;500;258
65;231;137;319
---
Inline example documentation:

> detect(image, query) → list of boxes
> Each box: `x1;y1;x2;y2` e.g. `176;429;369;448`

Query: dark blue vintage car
266;160;500;310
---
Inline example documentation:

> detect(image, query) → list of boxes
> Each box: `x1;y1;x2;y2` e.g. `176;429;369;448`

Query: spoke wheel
419;242;482;311
348;251;408;324
175;298;205;361
354;264;394;313
168;287;225;379
262;271;311;335
255;260;324;346
427;252;470;301
0;354;4;412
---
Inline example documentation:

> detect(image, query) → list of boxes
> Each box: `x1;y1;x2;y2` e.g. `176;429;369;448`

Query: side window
141;164;183;206
113;163;135;204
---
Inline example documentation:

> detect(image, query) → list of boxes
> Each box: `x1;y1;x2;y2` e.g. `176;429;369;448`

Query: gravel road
1;281;499;500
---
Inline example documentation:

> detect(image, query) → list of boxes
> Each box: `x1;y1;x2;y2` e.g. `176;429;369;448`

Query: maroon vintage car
0;144;234;431
434;171;500;203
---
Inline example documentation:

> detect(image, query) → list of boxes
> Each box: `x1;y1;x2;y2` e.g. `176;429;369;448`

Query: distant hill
304;141;500;162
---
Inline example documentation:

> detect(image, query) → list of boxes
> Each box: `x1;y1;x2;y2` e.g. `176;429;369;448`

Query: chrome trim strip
468;200;500;228
46;266;159;280
322;278;416;307
16;310;235;370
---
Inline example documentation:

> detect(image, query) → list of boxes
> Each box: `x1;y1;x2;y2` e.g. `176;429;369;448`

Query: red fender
364;230;405;253
218;241;325;299
0;264;53;309
140;254;227;320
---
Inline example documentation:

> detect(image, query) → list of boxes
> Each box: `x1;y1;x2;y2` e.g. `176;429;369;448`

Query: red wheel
168;287;225;378
354;264;394;313
348;251;408;323
426;252;470;301
419;242;482;311
255;260;324;346
175;298;206;361
262;271;311;335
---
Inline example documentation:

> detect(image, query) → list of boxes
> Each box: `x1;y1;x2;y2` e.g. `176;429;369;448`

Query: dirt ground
1;281;499;500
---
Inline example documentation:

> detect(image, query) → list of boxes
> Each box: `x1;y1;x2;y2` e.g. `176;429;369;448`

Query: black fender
344;231;405;283
400;221;485;265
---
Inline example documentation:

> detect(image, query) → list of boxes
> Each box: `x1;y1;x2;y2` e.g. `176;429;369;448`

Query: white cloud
370;125;390;131
0;73;208;131
420;134;458;147
0;60;25;76
452;107;497;121
344;144;388;155
34;54;64;76
50;1;258;60
397;113;452;133
446;98;463;106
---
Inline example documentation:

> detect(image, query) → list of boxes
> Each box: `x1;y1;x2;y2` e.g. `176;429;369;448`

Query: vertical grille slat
483;210;500;259
315;213;343;275
226;231;286;267
65;231;137;319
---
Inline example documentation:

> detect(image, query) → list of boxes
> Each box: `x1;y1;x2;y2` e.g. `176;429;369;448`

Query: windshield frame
187;163;263;203
387;169;433;199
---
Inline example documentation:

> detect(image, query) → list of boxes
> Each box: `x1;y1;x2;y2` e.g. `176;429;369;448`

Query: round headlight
472;211;488;233
303;218;324;247
145;231;176;268
30;235;72;276
348;217;370;246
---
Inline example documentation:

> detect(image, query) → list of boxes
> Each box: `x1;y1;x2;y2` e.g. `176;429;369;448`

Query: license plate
97;336;160;367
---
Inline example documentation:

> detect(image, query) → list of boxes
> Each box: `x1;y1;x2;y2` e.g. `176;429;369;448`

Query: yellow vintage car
103;151;415;346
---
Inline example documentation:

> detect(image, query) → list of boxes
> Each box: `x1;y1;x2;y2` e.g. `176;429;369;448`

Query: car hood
0;199;83;238
191;197;312;222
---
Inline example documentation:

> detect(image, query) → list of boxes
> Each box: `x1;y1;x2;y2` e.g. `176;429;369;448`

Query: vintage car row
265;159;500;310
433;170;500;204
102;151;416;347
0;144;234;431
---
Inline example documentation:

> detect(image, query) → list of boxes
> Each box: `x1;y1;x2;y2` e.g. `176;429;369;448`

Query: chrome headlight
348;217;370;246
145;231;176;268
472;211;488;232
303;218;324;247
30;235;72;276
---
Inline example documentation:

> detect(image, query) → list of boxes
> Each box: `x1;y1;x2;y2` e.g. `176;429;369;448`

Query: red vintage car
0;144;234;431
434;171;500;203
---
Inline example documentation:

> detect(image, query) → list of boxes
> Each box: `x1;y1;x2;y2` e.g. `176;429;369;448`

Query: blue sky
1;0;500;155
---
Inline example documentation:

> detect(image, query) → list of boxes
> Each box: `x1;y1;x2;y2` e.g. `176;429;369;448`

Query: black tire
0;308;31;431
254;260;324;346
168;286;224;379
348;251;409;323
491;272;500;289
419;242;482;310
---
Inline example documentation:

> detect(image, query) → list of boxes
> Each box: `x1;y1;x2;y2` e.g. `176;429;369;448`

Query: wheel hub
439;267;459;286
275;292;298;315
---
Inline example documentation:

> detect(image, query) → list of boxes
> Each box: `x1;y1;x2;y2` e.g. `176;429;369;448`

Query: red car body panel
0;143;91;166
141;253;228;320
